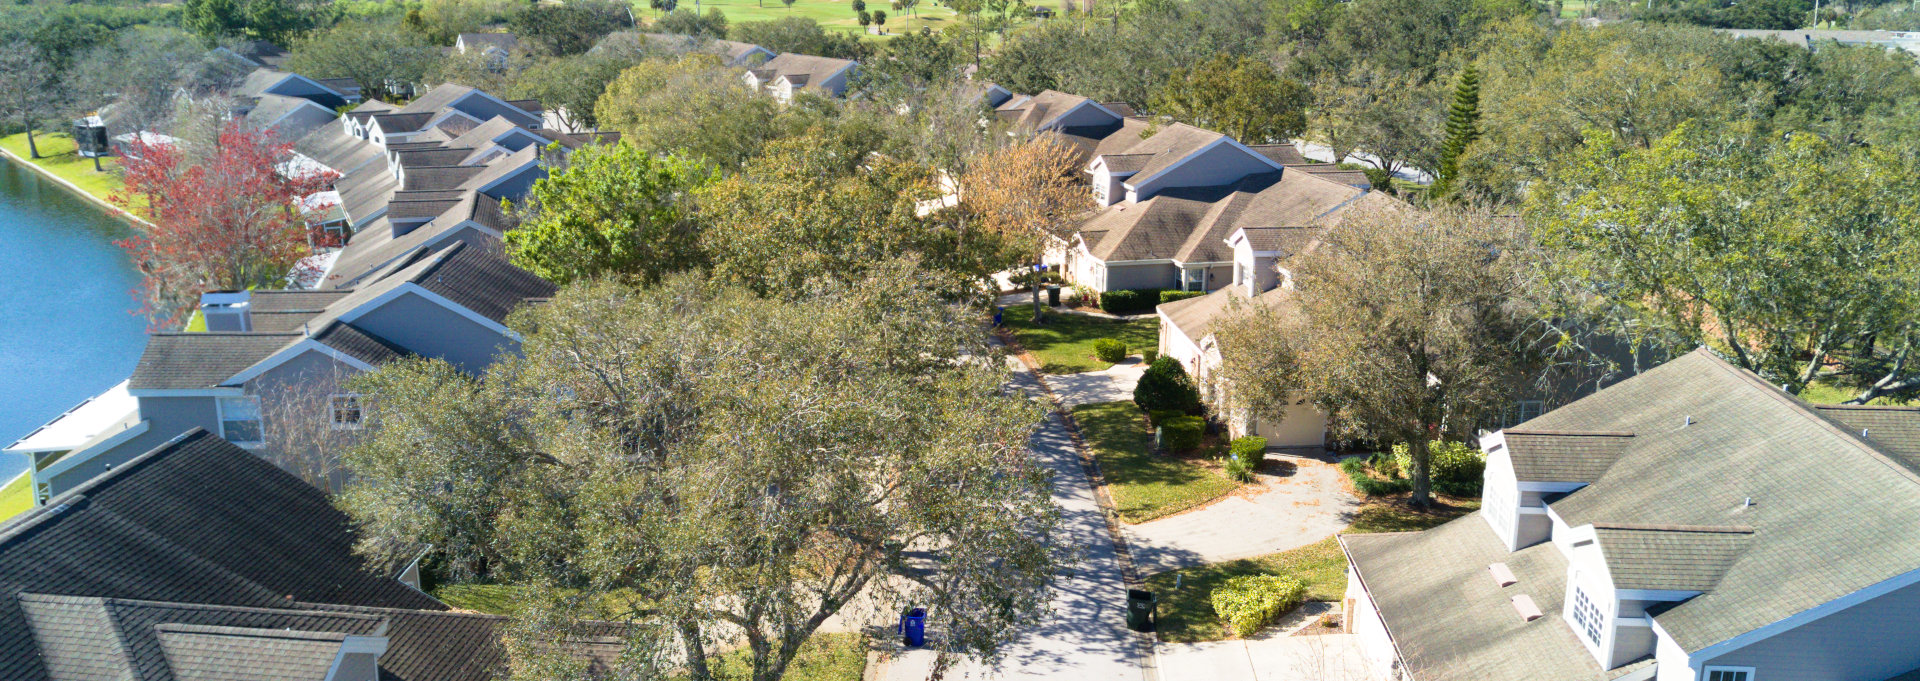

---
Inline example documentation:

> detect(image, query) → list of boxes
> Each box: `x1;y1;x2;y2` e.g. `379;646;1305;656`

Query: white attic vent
1488;562;1518;588
1511;595;1543;622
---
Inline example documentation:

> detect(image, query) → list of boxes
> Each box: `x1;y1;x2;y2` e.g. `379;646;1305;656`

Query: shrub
1134;356;1201;414
1159;415;1205;452
1070;284;1097;307
1092;338;1128;363
1148;409;1185;424
1224;455;1254;483
1141;349;1158;364
1159;290;1205;305
1210;574;1307;638
1230;436;1267;471
1390;441;1487;495
1341;457;1412;497
1098;288;1162;314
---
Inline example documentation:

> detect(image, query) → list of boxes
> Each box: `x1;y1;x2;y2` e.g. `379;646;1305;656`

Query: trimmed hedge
1160;415;1205;452
1141;349;1159;364
1134;356;1201;414
1099;288;1162;314
1160;290;1205;305
1092;338;1128;363
1211;574;1307;638
1230;436;1267;471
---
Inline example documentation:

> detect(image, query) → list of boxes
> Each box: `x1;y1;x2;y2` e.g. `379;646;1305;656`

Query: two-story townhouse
4;243;554;502
233;68;362;112
0;429;623;680
744;53;858;102
1059;131;1373;293
1341;348;1920;681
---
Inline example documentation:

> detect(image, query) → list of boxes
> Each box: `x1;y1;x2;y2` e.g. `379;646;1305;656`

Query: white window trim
216;395;265;446
329;393;365;430
1703;666;1756;681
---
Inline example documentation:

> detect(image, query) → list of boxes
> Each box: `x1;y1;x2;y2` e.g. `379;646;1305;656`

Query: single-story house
744;53;858;102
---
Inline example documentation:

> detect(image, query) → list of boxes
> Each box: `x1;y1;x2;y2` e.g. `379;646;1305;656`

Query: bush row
1340;456;1414;497
1211;574;1307;638
1098;288;1161;314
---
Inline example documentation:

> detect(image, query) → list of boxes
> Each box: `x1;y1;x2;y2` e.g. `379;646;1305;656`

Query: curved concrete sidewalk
1121;453;1361;575
1044;358;1146;409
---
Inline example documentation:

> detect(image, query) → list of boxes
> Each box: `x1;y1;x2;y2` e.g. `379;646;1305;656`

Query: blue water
0;158;148;481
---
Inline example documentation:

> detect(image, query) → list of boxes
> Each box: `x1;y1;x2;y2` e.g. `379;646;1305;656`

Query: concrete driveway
1122;452;1361;575
1043;358;1146;409
1155;602;1375;681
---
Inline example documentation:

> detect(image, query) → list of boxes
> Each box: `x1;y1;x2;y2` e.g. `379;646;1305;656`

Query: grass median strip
1070;401;1240;524
1143;498;1480;642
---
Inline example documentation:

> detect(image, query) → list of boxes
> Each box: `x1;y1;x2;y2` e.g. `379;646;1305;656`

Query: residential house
234;68;361;112
744;53;858;102
1058;129;1371;294
619;31;776;65
1341;348;1920;681
455;31;521;65
4;242;554;502
0;428;622;680
993;90;1147;165
214;40;291;69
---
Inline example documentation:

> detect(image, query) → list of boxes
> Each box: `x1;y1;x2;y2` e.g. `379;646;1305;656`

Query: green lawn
1001;309;1159;374
0;473;35;522
646;0;959;39
1143;498;1480;642
438;583;866;681
1071;401;1240;524
0;132;137;214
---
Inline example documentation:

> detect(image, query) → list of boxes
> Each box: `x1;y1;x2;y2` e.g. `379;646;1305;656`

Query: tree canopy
339;271;1060;681
506;142;715;286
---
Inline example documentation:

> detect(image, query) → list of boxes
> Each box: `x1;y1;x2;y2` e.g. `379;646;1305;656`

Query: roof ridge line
1502;429;1635;437
1697;349;1920;487
1592;522;1755;534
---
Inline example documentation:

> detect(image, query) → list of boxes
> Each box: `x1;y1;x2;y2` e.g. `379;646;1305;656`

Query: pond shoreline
0;142;153;230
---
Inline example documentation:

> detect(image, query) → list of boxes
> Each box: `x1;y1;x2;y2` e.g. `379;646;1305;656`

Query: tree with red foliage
115;122;338;329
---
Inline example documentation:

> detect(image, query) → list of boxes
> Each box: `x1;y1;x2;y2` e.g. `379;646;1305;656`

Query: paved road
879;362;1145;681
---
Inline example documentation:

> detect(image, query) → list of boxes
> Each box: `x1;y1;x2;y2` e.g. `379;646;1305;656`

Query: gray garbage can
1047;285;1062;307
1126;589;1157;631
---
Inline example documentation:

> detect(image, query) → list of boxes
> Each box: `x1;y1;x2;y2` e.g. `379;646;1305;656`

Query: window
1182;268;1205;292
1505;400;1545;428
1704;667;1754;681
330;394;364;430
1570;586;1604;645
218;396;264;444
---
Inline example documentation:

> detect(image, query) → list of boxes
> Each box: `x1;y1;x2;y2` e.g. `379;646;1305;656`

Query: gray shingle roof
758;53;856;93
0;430;444;681
1342;517;1643;681
1812;404;1920;474
156;624;348;681
21;594;386;681
1499;431;1635;483
1247;144;1306;165
1078;167;1369;264
129;334;301;391
1592;524;1753;592
457;32;519;54
1157;285;1296;346
1515;349;1920;652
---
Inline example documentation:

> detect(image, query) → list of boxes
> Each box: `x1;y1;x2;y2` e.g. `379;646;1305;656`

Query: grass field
645;0;961;38
1143;497;1479;642
0;473;35;522
1001;309;1159;374
1071;401;1240;524
0;132;137;214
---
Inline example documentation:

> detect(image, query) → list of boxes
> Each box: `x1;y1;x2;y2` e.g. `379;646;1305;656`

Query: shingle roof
1592;524;1753;592
156;624;349;681
20;594;386;681
457;32;519;54
1247;144;1306;165
1514;349;1920;651
371;112;435;134
1078;167;1369;264
1093;122;1225;186
1498;431;1635;483
1157;285;1296;346
0;430;445;681
1342;518;1641;681
1812;404;1920;474
248;291;351;312
129;334;302;391
409;241;556;324
311;323;409;367
401;166;486;191
758;53;856;93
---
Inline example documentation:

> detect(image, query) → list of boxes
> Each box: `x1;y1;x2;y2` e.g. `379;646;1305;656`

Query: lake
0;158;147;482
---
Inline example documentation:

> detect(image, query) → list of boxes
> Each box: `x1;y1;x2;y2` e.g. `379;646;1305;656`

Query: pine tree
1432;65;1480;198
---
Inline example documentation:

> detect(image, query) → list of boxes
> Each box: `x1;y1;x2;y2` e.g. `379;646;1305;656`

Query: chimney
199;290;252;332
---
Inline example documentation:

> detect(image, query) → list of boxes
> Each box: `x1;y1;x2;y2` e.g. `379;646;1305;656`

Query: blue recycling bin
993;306;1005;327
900;608;927;647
